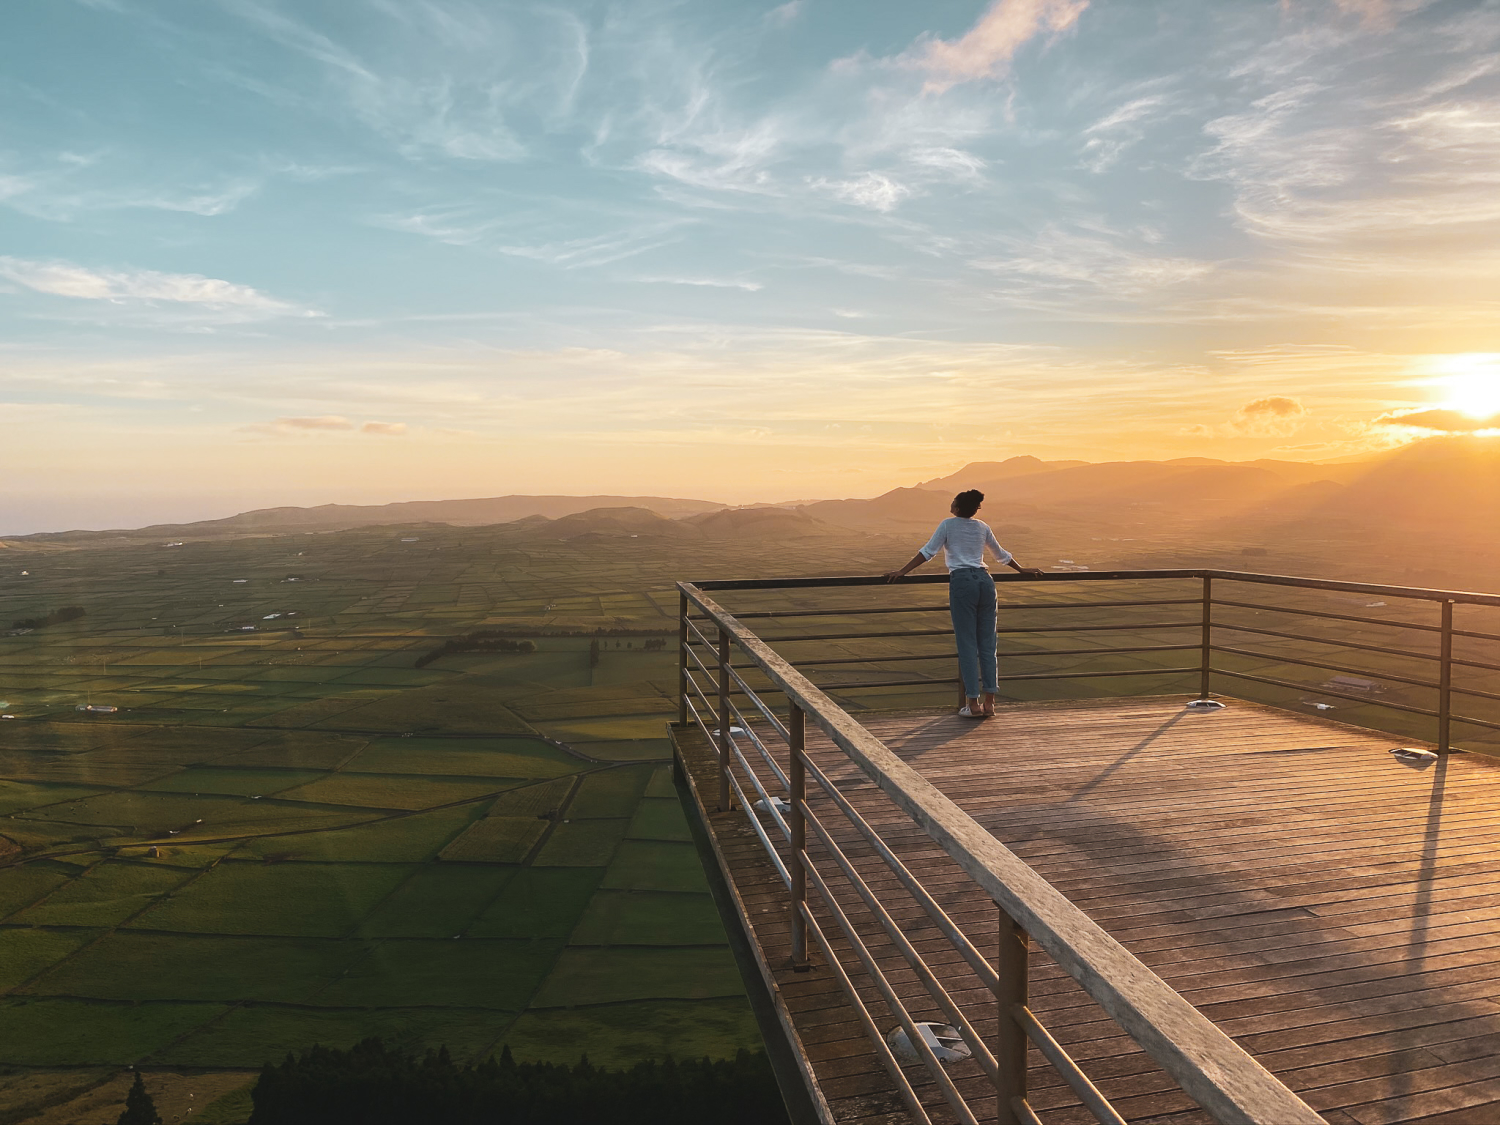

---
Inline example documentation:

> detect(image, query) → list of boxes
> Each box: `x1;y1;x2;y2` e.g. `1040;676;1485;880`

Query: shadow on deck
674;695;1500;1125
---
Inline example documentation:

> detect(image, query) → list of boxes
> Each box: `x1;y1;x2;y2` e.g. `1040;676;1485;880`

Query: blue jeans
949;567;997;698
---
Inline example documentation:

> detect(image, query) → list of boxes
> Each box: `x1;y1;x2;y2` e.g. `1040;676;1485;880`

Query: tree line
415;632;537;668
11;605;86;631
243;1039;788;1125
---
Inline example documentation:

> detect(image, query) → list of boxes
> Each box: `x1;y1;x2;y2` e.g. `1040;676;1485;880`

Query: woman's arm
986;526;1043;578
884;551;931;582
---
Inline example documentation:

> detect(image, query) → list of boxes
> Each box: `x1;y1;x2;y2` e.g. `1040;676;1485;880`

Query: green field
0;524;821;1122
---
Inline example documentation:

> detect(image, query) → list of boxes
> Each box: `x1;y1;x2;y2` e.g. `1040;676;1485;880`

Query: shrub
248;1039;788;1125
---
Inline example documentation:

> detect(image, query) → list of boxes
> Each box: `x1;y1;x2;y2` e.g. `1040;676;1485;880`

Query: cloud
635;276;763;291
809;172;911;212
0;256;299;313
765;2;803;28
276;415;354;431
1232;396;1308;434
909;0;1089;92
1376;408;1500;432
360;420;407;435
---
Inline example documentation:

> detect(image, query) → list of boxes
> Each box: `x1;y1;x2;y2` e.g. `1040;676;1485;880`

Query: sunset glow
3;1;1500;533
1437;359;1500;420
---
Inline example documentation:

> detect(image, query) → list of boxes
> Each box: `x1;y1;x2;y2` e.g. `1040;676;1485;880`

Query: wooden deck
674;695;1500;1125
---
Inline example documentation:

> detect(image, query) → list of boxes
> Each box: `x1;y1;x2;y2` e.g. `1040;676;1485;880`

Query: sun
1435;355;1500;419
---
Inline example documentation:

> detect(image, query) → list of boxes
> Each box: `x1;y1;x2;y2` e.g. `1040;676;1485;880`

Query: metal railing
675;569;1500;1125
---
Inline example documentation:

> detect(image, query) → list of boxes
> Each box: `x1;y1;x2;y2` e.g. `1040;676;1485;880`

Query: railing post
717;627;732;812
1199;575;1213;701
789;703;809;971
994;911;1029;1125
1439;600;1454;753
677;590;688;726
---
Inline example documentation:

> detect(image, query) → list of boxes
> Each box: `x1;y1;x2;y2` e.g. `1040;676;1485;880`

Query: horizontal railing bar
691;570;1203;591
768;621;1201;643
1211;621;1442;663
797;854;981;1124
817;676;959;691
729;742;792;841
1452;627;1500;643
819;668;1200;692
799;752;1000;993
690;568;1500;608
800;802;1000;1084
1211;668;1441;718
765;628;956;642
1447;683;1500;704
729;598;1205;619
729;604;951;619
792;644;1203;668
797;906;935;1125
1452;713;1500;733
1014;1005;1128;1125
725;704;790;793
684;614;720;653
680;579;1325;1125
1213;598;1441;634
723;665;792;744
722;760;792;888
1210;645;1444;691
1210;570;1500;608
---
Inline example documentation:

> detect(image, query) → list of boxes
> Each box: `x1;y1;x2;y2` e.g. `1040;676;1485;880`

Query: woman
885;489;1042;718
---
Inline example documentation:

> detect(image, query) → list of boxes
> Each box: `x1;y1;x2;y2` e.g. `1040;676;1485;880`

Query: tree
118;1071;162;1125
588;639;600;667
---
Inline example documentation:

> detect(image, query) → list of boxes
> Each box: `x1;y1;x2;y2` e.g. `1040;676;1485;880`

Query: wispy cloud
0;256;303;313
635;276;763;291
361;420;407;434
274;415;354;431
907;0;1088;93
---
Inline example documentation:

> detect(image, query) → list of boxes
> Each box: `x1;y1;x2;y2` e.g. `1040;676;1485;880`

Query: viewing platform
669;571;1500;1125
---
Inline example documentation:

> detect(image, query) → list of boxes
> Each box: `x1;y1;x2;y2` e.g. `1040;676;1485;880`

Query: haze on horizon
3;0;1499;534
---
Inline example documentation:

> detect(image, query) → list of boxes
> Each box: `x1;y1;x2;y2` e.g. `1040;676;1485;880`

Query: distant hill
14;494;724;542
12;438;1500;552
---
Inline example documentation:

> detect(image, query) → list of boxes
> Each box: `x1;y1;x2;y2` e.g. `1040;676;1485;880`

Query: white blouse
919;517;1012;572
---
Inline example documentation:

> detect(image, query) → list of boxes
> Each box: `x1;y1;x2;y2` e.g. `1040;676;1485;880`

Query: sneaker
957;706;985;719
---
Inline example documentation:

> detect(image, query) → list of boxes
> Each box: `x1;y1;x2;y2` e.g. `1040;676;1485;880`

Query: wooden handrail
679;578;1326;1125
690;567;1500;609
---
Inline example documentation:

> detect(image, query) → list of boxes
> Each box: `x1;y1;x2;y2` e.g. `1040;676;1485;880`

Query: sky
2;0;1500;532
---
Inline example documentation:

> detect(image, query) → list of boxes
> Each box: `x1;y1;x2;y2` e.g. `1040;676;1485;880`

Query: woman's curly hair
952;490;984;518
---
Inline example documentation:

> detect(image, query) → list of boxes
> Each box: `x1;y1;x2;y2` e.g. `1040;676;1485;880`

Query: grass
438;817;547;863
126;863;415;937
21;933;368;1004
138;768;325;796
567;766;652;818
0;998;231;1066
346;740;577;779
271;774;509;811
0;864;75;921
464;868;603;941
602;841;710;893
0;928;101;991
13;861;195;927
236;803;481;863
569;891;726;947
529;948;744;1007
317;939;562;1009
497;998;759;1069
358;866;514;937
626;798;693;842
162;1004;511;1067
530;819;629;867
